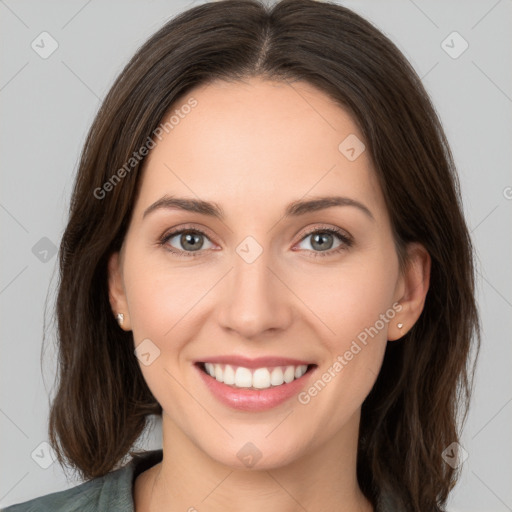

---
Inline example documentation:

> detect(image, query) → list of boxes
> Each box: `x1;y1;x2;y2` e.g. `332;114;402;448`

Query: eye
158;225;353;258
160;227;215;257
295;226;353;257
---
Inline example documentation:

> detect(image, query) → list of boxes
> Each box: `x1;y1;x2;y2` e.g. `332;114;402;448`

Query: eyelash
158;224;353;259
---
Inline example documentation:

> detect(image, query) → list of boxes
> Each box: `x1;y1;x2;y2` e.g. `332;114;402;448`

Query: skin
108;77;431;512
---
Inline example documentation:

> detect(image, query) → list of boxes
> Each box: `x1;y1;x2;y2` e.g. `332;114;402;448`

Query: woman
2;0;480;510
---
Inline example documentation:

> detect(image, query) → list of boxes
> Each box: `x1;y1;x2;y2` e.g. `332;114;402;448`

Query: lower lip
195;364;316;412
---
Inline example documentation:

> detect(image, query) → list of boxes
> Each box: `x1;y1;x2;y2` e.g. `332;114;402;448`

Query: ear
388;242;431;341
108;251;132;331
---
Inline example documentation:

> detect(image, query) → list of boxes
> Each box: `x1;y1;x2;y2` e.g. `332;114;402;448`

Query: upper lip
195;355;315;369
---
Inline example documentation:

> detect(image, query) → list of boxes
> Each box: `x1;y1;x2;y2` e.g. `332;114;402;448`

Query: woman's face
109;77;428;469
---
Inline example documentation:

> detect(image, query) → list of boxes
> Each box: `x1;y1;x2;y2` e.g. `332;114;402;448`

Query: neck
135;410;373;512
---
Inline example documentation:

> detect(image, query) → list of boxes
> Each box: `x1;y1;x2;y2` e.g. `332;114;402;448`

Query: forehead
135;77;387;224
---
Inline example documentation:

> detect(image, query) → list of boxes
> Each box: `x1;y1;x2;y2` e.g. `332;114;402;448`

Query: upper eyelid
161;224;216;243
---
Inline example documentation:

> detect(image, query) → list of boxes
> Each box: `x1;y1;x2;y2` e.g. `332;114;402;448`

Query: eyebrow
142;194;375;222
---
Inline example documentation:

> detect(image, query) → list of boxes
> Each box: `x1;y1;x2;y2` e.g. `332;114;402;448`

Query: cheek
289;252;399;343
123;252;216;341
270;288;394;446
290;251;398;404
122;257;211;411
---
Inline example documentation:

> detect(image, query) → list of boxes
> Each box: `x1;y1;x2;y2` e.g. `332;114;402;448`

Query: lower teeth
226;382;286;390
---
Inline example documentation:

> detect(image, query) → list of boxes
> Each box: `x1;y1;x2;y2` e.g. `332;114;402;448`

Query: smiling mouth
196;362;317;390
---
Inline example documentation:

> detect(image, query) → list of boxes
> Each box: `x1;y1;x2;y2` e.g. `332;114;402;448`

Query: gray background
1;0;511;510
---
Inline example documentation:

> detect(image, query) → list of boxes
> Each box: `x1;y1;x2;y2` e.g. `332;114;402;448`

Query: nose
216;247;293;340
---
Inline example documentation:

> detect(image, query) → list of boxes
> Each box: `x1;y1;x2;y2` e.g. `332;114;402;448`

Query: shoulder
1;449;163;512
0;467;130;512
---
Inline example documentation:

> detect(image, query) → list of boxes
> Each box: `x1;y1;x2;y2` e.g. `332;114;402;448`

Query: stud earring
116;313;124;326
397;322;403;329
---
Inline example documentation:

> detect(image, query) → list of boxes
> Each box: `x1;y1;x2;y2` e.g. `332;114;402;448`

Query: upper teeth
203;363;309;389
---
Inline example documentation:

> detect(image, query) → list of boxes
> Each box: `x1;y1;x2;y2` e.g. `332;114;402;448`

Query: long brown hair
48;1;481;510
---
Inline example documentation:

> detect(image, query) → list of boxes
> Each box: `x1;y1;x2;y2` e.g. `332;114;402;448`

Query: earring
397;322;403;329
116;313;124;326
